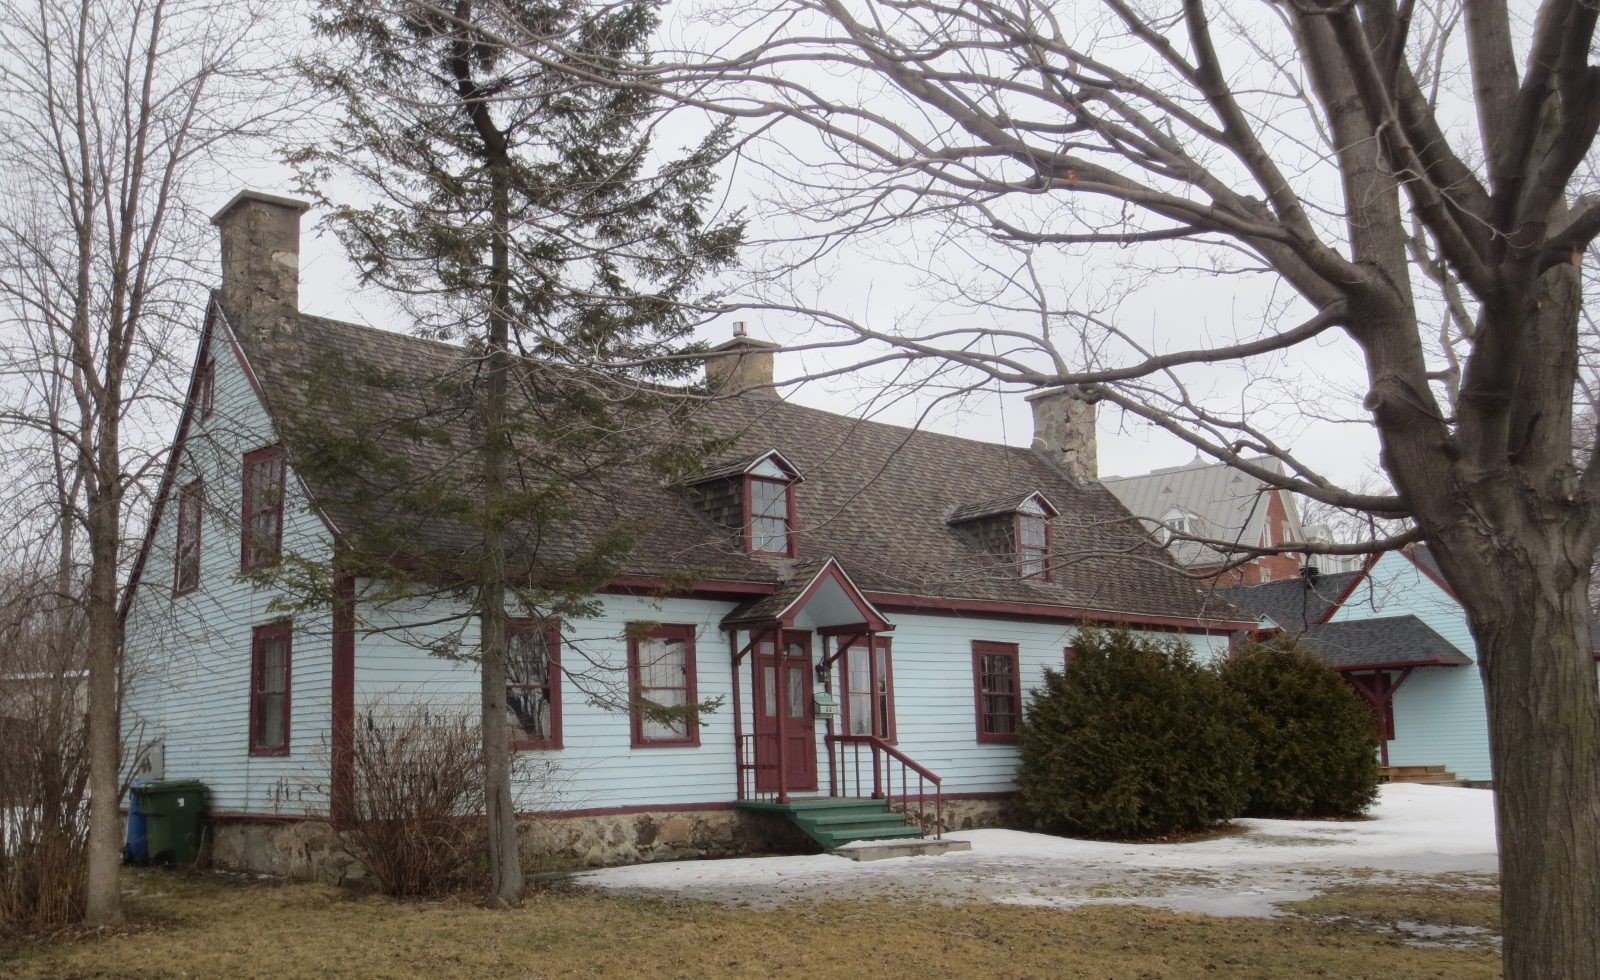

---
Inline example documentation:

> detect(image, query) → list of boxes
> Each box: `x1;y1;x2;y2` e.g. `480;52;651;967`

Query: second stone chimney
706;321;781;394
211;190;309;344
1027;386;1099;484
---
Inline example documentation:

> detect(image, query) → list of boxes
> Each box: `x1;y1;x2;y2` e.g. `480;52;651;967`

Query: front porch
721;557;944;846
734;797;929;849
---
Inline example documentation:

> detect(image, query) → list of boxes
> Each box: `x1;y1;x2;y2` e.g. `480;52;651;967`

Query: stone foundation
208;818;355;881
937;796;1013;832
204;806;818;880
523;807;817;872
203;796;1015;880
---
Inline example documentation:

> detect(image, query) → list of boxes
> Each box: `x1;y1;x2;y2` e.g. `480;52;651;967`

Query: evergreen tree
289;0;741;905
1221;638;1380;818
1017;628;1250;839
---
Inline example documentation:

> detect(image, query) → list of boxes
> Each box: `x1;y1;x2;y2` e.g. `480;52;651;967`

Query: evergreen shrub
1222;638;1380;818
1016;628;1251;839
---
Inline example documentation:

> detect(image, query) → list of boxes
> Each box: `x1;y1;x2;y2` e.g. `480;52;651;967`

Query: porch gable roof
1294;615;1473;671
721;557;892;632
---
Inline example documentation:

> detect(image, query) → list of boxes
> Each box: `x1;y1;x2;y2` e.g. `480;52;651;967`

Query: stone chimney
211;190;309;344
1027;386;1099;484
706;321;781;394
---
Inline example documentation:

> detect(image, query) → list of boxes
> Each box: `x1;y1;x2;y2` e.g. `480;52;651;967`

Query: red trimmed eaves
1314;552;1382;625
1398;546;1458;600
119;296;345;633
119;303;220;632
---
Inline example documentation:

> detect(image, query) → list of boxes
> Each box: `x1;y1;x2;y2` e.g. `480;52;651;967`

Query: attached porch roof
1295;615;1473;671
721;557;893;632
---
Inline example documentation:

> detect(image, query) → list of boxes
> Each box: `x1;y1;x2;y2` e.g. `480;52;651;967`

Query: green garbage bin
133;780;207;866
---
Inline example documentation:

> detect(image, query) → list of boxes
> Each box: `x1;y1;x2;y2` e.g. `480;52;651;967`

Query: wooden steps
736;797;923;849
1381;764;1461;785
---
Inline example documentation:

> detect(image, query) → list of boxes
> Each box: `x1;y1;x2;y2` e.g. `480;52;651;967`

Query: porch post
771;621;789;803
866;629;879;740
730;629;744;801
865;628;882;798
825;634;838;798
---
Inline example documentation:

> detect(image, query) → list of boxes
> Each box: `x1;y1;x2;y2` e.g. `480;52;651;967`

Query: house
119;191;1254;871
1103;455;1359;586
1220;547;1492;783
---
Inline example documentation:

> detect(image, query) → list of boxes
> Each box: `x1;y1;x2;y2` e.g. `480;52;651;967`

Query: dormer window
1155;507;1199;547
1016;497;1051;579
744;456;797;556
686;449;803;558
948;489;1058;581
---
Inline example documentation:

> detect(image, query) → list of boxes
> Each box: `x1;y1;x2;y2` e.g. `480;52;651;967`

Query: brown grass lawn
0;869;1500;979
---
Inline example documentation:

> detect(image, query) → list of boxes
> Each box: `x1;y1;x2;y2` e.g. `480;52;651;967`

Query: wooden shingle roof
230;309;1250;626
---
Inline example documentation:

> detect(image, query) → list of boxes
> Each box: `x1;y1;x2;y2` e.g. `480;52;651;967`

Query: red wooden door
754;630;818;793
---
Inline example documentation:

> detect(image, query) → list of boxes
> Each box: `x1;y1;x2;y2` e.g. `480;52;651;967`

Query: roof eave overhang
1333;657;1472;672
862;590;1256;634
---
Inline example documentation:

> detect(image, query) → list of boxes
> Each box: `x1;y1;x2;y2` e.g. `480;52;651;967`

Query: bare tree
0;0;291;926
426;0;1600;974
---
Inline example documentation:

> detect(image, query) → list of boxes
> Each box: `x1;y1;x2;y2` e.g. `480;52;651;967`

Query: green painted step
808;824;924;849
795;812;911;830
737;797;923;848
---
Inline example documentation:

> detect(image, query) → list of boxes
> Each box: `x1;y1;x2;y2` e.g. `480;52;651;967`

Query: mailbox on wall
813;691;839;719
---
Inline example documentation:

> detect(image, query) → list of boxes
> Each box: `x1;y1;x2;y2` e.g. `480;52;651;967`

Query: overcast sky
221;0;1392;496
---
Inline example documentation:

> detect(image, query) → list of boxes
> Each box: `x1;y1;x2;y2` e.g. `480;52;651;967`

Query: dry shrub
0;612;90;933
338;704;487;897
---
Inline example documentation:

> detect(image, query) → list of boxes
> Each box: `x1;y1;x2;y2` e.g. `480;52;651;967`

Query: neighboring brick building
1102;455;1311;586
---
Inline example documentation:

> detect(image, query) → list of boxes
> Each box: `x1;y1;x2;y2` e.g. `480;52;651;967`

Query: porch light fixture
814;659;830;686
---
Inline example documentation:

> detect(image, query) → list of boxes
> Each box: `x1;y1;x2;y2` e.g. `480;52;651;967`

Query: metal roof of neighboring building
1102;455;1302;567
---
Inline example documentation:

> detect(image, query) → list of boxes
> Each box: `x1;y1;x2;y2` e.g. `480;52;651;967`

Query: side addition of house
1218;546;1580;785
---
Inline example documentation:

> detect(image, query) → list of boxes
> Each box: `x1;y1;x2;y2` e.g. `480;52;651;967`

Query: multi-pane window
1016;497;1050;579
174;479;203;594
629;624;698;746
841;638;895;740
250;624;291;755
241;446;286;570
507;621;560;748
973;641;1021;743
748;477;791;554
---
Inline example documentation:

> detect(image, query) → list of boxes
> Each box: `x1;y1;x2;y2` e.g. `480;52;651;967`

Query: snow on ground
575;784;1498;918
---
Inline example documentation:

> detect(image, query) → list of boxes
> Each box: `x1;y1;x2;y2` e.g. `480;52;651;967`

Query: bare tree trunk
1;0;290;929
1453;546;1600;977
478;162;521;908
81;477;122;926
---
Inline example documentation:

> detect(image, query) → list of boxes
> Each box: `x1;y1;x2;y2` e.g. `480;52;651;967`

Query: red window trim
743;475;797;557
199;359;215;420
173;478;204;596
972;640;1022;745
240;445;286;572
628;623;700;748
507;619;562;750
248;622;292;757
838;636;896;742
1063;645;1076;670
1014;511;1053;582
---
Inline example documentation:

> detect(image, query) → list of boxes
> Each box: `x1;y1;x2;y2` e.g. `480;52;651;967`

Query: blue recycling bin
124;777;151;865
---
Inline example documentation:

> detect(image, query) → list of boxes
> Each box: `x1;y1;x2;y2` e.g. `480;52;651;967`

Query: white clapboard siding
355;593;1229;807
121;322;335;815
353;591;737;812
1323;553;1492;781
